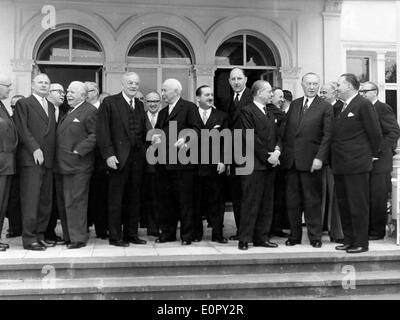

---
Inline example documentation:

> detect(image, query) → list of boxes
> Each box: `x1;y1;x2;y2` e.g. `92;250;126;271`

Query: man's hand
33;149;44;165
217;163;225;174
106;155;119;170
174;137;186;149
267;150;280;167
373;157;379;162
310;158;323;172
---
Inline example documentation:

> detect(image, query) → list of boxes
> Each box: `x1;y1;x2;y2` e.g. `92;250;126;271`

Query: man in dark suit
359;81;400;241
237;80;281;250
97;72;147;247
281;72;333;248
153;78;197;245
189;85;229;243
44;83;67;245
0;73;18;251
54;81;97;249
140;90;162;237
333;73;382;254
222;68;253;240
14;73;56;251
319;82;344;243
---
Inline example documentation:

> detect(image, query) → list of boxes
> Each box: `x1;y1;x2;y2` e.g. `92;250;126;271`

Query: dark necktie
263;106;270;120
234;93;239;106
302;98;309;113
129;99;134;110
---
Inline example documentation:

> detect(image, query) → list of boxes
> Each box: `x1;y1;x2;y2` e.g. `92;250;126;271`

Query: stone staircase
1;250;400;299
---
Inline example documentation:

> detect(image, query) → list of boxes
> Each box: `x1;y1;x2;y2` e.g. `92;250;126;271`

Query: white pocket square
275;119;278;123
213;125;221;129
347;112;354;117
73;118;80;122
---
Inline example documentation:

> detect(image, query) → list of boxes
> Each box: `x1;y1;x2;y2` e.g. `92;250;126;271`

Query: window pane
385;90;397;117
246;35;276;66
72;29;103;63
36;29;69;61
385;55;397;83
161;33;191;64
215;35;243;66
127;67;158;103
347;57;369;82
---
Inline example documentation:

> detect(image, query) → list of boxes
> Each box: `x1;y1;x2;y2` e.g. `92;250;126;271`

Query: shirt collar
33;93;46;105
331;100;337;106
372;98;378;105
303;96;315;106
198;106;212;116
253;100;266;114
234;88;246;100
122;91;135;107
69;101;84;112
92;100;100;109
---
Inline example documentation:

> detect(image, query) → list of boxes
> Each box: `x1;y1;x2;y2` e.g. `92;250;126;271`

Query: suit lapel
251;103;269;127
58;103;84;134
205;108;217;129
339;94;359;119
29;95;48;124
297;97;319;133
167;98;183;121
116;93;130;136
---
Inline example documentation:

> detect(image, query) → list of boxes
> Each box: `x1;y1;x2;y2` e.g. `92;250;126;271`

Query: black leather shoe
0;246;6;252
181;240;191;245
211;236;228;244
155;237;175;243
238;241;248;250
310;240;322;248
67;242;86;249
39;240;56;248
254;241;278;248
109;240;129;247
192;237;202;242
271;230;289;238
369;235;384;241
346;246;368;254
125;237;147;245
0;242;10;249
285;239;301;246
229;235;239;241
24;242;46;251
335;244;351;251
6;231;21;238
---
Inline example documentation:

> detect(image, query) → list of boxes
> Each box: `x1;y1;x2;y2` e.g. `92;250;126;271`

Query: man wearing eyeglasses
0;73;18;251
359;81;400;241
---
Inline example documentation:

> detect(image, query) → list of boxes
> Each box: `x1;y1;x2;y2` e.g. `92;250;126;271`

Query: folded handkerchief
73;118;80;122
348;112;354;117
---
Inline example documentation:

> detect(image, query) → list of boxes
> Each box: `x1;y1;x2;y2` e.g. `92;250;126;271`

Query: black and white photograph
0;0;399;304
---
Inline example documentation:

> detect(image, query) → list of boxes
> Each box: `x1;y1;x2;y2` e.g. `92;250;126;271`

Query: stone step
1;251;400;280
1;270;400;299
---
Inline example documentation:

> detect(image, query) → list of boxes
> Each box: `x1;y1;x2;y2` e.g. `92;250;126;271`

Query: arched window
214;33;280;107
34;26;104;92
127;30;194;100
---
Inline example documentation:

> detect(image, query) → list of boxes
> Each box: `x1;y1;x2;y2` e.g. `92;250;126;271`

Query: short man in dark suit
0;73;18;251
153;79;197;245
44;83;67;245
359;81;400;241
319;82;344;243
281;72;333;248
189;85;229;243
14;73;56;251
5;94;24;239
55;81;97;249
140;90;162;237
333;73;382;254
222;68;253;240
97;72;147;247
237;80;281;250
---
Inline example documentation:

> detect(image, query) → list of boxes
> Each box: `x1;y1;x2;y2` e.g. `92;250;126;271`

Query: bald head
161;78;182;104
66;81;87;107
0;73;12;100
229;68;247;93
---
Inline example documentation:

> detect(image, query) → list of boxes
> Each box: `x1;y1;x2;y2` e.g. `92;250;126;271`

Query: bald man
54;81;97;249
0;73;18;251
14;73;56;251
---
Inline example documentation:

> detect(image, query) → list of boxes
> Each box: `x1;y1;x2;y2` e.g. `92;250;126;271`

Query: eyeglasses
146;100;160;103
0;83;12;88
87;90;95;93
359;89;376;93
50;89;65;95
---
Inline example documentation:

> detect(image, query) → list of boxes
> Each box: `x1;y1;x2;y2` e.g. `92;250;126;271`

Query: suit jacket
332;100;344;118
155;97;197;170
281;95;333;171
14;95;56;168
240;102;281;172
0;102;18;175
96;92;147;170
188;107;229;176
222;88;253;130
331;94;382;175
145;112;158;174
372;100;400;173
55;102;97;175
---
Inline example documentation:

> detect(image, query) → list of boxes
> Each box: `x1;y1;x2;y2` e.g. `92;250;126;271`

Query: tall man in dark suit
333;73;382;254
319;82;344;243
153;79;197;245
0;73;18;251
281;72;333;248
97;72;147;247
14;73;56;251
141;90;162;237
359;81;400;240
223;68;253;240
189;85;229;243
55;81;97;249
237;80;281;250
